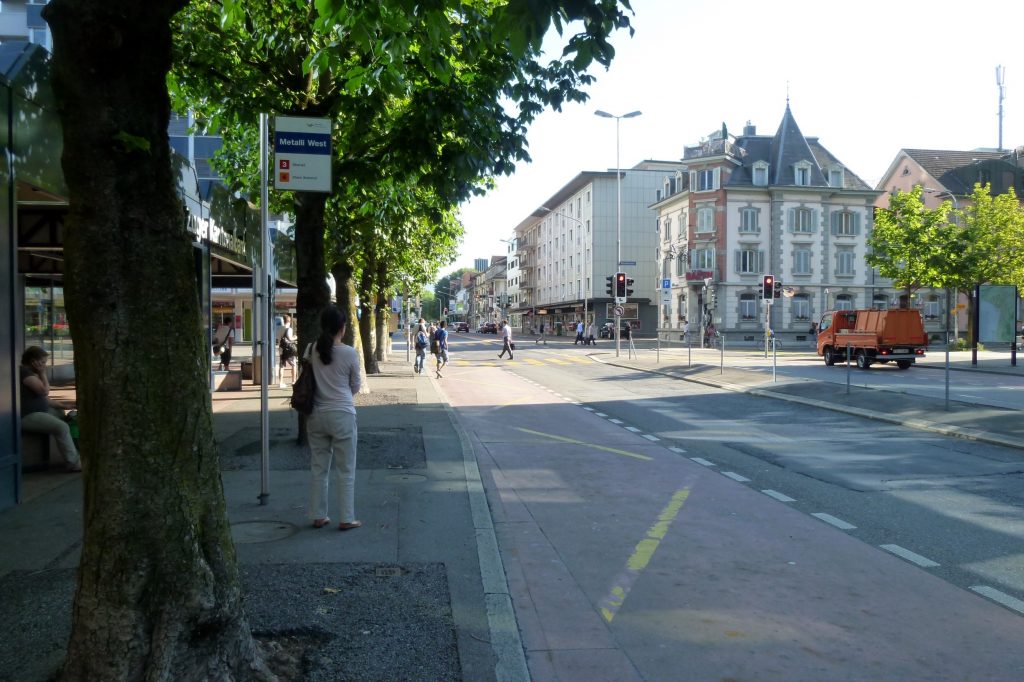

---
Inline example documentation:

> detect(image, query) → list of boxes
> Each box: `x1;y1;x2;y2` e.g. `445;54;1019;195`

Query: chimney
743;120;756;136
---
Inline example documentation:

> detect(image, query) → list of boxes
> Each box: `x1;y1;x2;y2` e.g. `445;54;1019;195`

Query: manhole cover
231;521;299;544
385;474;427;483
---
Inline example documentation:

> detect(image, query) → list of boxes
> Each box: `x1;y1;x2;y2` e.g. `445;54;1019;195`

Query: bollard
846;343;851;394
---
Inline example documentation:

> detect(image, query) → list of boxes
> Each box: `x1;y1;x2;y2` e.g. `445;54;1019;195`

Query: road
424;331;1024;681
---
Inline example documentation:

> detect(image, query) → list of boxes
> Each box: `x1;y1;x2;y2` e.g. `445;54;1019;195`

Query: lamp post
595;109;642;357
926;187;964;375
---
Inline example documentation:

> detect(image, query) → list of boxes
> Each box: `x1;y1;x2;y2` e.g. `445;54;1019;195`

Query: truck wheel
823;347;836;366
856;351;871;369
896;360;913;369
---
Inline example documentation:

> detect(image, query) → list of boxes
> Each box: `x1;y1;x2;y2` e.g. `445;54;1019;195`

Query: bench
212;369;242;391
21;432;54;471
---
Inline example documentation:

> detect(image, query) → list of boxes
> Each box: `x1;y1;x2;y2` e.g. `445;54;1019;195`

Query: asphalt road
431;332;1024;681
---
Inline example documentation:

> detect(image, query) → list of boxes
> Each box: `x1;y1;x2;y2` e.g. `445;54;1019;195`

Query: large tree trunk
331;260;364;360
358;255;380;374
44;2;270;679
294;193;331;353
373;260;389;363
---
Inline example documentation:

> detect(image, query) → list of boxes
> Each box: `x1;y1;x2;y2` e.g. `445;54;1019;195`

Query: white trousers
307;409;357;523
22;410;80;465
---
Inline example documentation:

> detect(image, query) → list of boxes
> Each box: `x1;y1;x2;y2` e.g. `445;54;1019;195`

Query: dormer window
828;167;844;188
752;161;768;187
794;161;812;186
690;167;721;192
675;170;685;192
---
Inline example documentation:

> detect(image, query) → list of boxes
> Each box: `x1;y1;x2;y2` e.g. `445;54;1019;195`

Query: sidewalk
599;347;1024;452
0;358;514;681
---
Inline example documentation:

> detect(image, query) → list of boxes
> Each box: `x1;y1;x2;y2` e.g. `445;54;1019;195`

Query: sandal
338;520;363;531
312;518;331;529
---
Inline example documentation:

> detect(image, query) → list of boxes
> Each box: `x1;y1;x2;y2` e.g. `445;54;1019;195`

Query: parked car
477;322;498;334
455;321;470;332
599;321;615;338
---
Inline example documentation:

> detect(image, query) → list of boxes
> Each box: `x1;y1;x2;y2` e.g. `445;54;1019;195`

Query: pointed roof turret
769;104;826;186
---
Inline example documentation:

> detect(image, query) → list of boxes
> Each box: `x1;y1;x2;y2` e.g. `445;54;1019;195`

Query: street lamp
925;186;961;380
541;206;590;331
595;109;642;357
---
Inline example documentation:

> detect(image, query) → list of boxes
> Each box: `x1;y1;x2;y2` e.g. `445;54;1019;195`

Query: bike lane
435;363;1024;681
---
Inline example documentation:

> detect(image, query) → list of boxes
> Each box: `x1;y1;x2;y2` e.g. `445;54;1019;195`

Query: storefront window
24;285;74;375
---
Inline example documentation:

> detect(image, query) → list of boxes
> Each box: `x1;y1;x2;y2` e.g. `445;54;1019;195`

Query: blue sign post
274;117;332;192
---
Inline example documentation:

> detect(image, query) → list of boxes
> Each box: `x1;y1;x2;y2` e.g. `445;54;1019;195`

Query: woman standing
278;313;298;387
308;306;363;531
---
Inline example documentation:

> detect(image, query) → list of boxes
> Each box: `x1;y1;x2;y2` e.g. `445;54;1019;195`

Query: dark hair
21;345;48;366
315;306;347;364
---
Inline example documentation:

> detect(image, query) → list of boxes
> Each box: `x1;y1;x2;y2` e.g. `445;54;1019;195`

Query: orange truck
816;308;928;369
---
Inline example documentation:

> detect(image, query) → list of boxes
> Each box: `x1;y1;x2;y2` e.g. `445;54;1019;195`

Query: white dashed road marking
762;489;796;503
642;434;660;442
721;471;750;482
689;457;715;467
668;446;687;454
880;544;939;568
970;586;1024;615
624;426;641;433
811;513;857;530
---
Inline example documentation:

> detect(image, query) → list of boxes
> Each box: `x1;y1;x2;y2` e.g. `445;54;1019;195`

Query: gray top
20;365;49;417
311;343;362;415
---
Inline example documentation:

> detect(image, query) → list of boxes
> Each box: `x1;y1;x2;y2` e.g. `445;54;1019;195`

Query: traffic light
615;272;627;298
762;274;774;300
625;277;634;297
708;287;717;309
605;275;614;296
774;280;783;299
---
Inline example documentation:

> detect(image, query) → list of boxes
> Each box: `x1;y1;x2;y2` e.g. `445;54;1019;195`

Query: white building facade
653;108;882;346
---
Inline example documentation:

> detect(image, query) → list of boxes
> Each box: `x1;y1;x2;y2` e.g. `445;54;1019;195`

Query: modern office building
511;161;685;335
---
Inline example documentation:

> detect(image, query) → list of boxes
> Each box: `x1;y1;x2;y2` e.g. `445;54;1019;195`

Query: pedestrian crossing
451;354;593;368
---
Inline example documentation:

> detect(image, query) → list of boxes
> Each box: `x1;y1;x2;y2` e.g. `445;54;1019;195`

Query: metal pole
720;333;724;374
615;116;621;359
688;334;691;368
772;334;777;382
657;332;660;364
405;284;410;364
258;112;270;506
846;342;851;394
945;288;950;410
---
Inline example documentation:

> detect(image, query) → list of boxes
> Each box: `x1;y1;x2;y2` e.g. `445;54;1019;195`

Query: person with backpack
413;322;428;374
433;320;449;378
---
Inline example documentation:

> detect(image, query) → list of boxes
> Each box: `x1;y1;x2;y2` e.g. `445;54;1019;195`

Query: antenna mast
996;65;1006;151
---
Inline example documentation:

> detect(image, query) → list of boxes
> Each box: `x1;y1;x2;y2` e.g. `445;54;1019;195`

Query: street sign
619;260;637;266
613;305;625;317
614;296;626;305
661;278;671;289
661;291;671;304
274;116;332;192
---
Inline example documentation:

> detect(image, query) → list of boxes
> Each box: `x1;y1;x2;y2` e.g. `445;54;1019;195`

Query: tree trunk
358;257;380;374
293;192;331;354
374;260;389;362
331;260;363;360
44;2;270;679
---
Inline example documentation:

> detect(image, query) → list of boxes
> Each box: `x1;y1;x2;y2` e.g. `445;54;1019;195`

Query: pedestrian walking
808;321;819;349
586;320;596;346
19;346;81;472
498;320;514;360
434;320;449;377
307;306;363;532
574;320;584;345
682;318;690;344
413;323;428;374
536;321;545;345
278;313;298;387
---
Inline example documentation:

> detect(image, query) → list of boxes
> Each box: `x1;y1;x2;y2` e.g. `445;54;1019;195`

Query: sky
454;0;1023;272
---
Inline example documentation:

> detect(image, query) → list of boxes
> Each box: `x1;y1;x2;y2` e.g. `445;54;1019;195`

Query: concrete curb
594;356;1024;453
434;380;530;682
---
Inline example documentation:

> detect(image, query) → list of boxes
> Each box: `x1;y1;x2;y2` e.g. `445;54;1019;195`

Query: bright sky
454;0;1022;272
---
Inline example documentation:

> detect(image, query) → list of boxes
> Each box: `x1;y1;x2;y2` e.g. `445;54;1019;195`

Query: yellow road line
516;427;652;461
523;358;545;366
544;358;570;365
599;487;691;623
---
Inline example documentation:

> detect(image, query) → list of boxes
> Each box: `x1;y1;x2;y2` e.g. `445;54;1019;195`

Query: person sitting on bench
20;346;81;472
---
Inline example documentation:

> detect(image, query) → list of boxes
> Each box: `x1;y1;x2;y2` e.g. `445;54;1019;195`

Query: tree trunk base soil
0;563;459;681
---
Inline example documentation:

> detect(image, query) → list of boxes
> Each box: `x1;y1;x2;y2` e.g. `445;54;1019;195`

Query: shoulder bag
290;343;317;415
